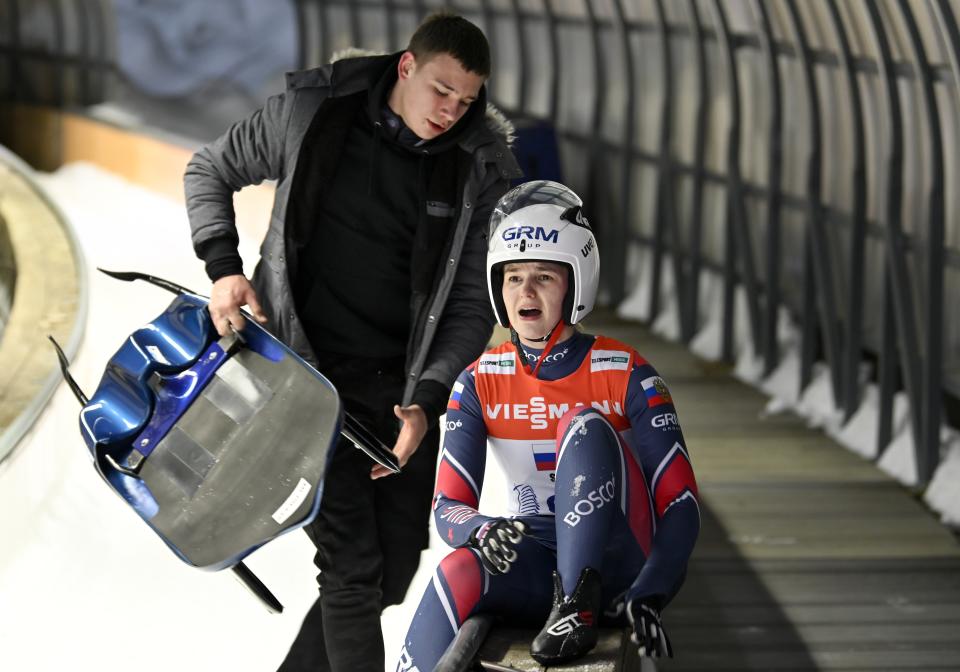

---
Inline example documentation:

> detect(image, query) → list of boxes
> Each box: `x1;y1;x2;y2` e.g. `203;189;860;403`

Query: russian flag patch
447;381;464;410
532;443;556;471
641;376;672;408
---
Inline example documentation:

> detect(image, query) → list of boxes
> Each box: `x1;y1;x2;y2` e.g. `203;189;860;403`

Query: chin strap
527;324;556;343
513;321;565;378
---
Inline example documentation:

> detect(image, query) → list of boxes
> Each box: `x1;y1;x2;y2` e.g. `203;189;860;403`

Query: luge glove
627;598;673;658
468;518;527;575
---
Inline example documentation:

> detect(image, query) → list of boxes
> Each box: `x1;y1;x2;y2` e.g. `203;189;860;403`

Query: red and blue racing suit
395;332;699;671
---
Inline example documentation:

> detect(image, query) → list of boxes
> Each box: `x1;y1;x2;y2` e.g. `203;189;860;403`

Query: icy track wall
0;146;85;465
0;210;14;341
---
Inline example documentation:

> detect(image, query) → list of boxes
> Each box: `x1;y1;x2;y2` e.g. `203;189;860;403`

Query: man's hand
209;274;267;336
468;518;528;575
371;404;427;479
626;598;673;658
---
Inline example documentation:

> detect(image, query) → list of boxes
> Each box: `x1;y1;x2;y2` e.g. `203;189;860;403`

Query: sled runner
435;614;496;671
51;270;399;611
435;615;633;671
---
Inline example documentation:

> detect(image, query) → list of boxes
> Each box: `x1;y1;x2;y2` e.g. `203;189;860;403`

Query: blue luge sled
52;271;400;610
79;291;342;572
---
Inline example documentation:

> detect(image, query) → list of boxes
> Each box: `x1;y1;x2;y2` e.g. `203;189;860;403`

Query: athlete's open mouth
519;308;542;318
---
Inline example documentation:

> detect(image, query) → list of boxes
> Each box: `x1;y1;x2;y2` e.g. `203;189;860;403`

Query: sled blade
48;335;87;405
98;268;196;296
342;412;400;473
232;562;284;613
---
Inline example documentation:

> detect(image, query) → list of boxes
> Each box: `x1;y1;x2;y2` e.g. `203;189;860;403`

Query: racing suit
396;331;700;670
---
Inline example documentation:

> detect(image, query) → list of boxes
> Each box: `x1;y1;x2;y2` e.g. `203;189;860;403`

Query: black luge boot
530;567;602;665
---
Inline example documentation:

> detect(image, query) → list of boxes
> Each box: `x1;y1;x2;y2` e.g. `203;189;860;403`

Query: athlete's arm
624;358;700;607
433;367;498;547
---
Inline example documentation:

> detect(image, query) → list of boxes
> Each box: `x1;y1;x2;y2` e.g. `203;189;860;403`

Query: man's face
390;51;485;140
501;261;569;345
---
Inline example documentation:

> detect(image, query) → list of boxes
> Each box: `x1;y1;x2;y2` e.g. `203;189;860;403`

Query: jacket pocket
426;200;455;218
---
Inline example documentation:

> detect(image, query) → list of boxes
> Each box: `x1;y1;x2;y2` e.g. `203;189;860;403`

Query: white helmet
487;180;599;328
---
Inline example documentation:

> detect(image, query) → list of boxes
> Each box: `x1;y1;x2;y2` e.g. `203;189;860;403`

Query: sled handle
48;336;88;405
97;268;197;296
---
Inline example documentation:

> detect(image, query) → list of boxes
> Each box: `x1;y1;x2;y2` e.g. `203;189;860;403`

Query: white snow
925;435;960;526
759;348;803;409
794;364;844;432
877;420;920;487
617;246;656;323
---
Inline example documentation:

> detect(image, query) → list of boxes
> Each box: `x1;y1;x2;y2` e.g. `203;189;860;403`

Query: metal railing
0;0;111;108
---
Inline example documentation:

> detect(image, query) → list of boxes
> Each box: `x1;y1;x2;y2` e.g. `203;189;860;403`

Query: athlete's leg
553;407;635;594
531;407;652;663
397;532;555;672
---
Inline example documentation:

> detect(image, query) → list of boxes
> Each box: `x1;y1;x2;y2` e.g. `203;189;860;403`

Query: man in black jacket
183;12;520;672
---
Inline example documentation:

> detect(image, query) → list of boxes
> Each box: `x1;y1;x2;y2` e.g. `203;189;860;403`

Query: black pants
277;356;440;672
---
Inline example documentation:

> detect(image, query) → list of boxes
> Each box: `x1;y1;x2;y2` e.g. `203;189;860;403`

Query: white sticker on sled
272;478;312;524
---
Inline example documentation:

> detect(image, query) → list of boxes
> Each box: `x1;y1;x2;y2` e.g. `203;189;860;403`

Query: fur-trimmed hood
327;47;516;147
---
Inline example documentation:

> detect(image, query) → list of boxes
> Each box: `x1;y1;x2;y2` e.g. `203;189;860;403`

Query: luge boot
530;567;602;664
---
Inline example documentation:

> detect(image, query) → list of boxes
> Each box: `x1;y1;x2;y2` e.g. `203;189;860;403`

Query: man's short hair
407;12;491;78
